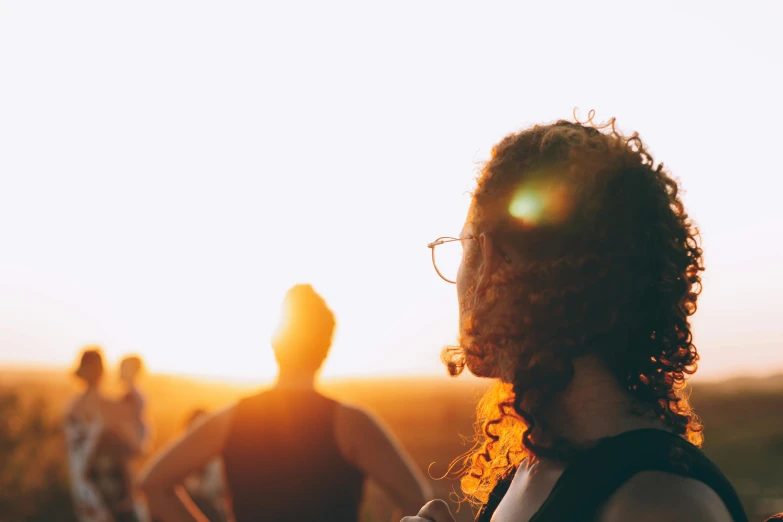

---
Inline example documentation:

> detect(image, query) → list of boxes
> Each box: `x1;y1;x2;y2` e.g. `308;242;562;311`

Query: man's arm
598;471;735;522
335;404;433;517
138;405;236;522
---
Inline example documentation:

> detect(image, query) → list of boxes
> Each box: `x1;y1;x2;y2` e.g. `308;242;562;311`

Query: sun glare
509;182;573;227
509;189;544;223
271;300;289;347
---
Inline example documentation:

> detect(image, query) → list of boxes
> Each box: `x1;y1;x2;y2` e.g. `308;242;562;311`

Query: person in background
404;116;748;522
139;284;432;522
64;347;147;522
118;355;150;449
180;409;230;522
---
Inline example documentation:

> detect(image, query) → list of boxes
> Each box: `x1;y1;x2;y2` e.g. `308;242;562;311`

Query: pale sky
1;0;781;383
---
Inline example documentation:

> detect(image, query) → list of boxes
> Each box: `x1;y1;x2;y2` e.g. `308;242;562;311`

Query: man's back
222;389;364;522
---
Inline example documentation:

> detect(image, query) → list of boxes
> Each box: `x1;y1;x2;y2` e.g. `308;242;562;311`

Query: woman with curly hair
404;116;749;522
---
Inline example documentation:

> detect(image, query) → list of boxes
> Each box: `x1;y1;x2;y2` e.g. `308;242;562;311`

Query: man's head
74;346;105;387
271;284;336;376
444;117;705;503
119;355;143;385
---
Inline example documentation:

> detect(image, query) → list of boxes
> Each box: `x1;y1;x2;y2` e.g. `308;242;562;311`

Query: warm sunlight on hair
271;284;336;373
271;300;289;346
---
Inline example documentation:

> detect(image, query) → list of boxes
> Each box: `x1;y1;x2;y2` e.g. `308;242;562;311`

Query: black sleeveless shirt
222;389;364;522
478;429;748;522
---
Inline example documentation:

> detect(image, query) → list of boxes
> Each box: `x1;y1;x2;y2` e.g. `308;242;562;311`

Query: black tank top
222;389;364;522
478;429;748;522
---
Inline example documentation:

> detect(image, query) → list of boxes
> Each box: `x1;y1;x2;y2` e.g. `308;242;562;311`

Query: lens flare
508;183;573;226
509;190;545;223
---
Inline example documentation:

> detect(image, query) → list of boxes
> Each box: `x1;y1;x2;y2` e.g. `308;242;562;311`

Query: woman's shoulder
555;429;747;522
598;470;735;522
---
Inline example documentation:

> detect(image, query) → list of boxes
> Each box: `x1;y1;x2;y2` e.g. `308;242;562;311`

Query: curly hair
442;113;705;506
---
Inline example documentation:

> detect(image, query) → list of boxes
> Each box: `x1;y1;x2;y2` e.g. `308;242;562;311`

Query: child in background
117;355;154;522
118;355;148;446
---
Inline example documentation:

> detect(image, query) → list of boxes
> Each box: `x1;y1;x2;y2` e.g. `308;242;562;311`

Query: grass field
1;369;782;521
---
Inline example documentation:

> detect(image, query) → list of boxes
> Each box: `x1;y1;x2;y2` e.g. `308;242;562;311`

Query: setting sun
0;1;781;386
1;3;782;522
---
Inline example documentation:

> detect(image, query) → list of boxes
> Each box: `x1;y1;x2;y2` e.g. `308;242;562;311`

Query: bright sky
1;1;781;383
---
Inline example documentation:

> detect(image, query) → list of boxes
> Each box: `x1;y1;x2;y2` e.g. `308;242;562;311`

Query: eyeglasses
427;235;513;284
427;236;471;284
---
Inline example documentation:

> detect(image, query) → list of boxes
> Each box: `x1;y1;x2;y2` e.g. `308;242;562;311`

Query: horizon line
2;360;781;386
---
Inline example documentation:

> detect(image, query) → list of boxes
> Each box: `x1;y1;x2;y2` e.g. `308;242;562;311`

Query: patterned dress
64;402;143;522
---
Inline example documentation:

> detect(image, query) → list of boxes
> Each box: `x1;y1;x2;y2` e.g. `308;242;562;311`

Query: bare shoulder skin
598;471;734;522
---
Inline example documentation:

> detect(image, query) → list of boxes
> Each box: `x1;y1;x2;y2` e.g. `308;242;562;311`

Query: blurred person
404;115;748;522
64;347;148;522
139;284;432;522
118;355;150;449
180;409;230;522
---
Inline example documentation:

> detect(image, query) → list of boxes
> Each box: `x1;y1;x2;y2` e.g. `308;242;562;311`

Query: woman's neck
83;384;101;395
541;355;666;446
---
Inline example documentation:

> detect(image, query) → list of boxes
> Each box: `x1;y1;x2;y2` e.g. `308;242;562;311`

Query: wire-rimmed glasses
427;236;470;284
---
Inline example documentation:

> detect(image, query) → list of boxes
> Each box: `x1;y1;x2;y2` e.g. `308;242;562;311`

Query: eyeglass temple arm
427;237;460;249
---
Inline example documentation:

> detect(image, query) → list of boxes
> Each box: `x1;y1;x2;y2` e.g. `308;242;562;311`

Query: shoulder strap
530;429;748;522
477;474;513;522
